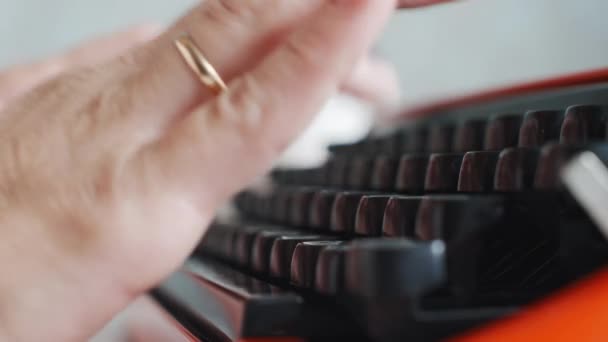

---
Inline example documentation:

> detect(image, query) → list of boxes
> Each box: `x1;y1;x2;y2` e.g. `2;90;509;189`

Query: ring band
174;34;227;94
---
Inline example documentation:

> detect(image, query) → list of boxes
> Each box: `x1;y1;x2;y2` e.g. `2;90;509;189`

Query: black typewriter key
382;196;422;237
330;192;367;234
429;123;456;152
234;226;262;268
416;197;448;241
484;114;523;150
494;147;540;191
251;230;299;275
197;223;223;257
309;190;337;231
272;188;292;224
534;143;583;190
205;223;237;261
395;154;429;193
289;188;316;228
454;119;487;152
424;153;465;192
328;156;349;188
345;239;446;297
401;126;429;153
370;156;399;191
291;241;345;288
315;244;350;295
457;151;500;192
347;157;375;190
354;195;391;236
270;235;329;280
560;105;606;144
415;195;504;241
518;110;564;148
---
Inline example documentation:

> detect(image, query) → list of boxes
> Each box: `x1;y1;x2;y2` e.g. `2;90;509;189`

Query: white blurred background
2;0;607;167
2;0;607;106
0;0;607;340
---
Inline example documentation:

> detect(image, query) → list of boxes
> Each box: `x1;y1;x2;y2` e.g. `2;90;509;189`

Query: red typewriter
151;2;608;341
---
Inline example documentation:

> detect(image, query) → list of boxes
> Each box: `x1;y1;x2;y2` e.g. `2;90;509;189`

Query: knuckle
213;75;265;134
197;0;251;29
282;34;325;72
214;75;288;160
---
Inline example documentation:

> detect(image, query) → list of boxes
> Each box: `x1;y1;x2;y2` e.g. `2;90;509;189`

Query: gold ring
174;34;227;94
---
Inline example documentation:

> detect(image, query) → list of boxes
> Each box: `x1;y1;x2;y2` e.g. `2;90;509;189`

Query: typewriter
151;7;608;342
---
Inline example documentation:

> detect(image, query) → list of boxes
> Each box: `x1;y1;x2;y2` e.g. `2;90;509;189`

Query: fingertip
343;55;401;106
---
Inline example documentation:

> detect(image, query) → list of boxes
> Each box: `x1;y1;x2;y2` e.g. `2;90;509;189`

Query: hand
0;1;397;341
0;26;160;112
398;0;455;7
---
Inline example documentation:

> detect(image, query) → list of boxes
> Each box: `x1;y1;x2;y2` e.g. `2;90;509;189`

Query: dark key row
237;189;525;241
206;189;574;300
198;223;446;298
327;104;606;156
272;142;608;193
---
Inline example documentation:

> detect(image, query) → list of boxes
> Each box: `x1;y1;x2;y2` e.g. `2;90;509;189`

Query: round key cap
400;126;429;153
457;151;500;192
382;196;422;237
291;241;345;289
315;244;350;295
345;239;446;298
272;188;292;224
560;105;606;144
395;154;429;193
534;143;584;190
354;195;391;236
347;157;375;190
484;114;523;150
234;226;263;268
415;195;504;241
309;190;337;231
251;230;299;275
518;110;564;148
269;235;328;280
330;192;367;234
429;123;455;152
370;156;399;191
289;188;316;228
454;119;487;152
424;153;465;192
494;148;540;192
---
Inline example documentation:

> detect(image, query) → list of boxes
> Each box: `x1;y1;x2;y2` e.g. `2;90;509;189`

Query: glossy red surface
452;268;608;342
402;68;608;120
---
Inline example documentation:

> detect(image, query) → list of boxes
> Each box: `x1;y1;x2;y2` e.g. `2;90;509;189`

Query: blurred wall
1;0;607;108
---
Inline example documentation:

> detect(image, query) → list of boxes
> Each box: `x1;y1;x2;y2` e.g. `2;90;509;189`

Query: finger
131;0;397;207
59;25;161;68
341;55;401;106
0;25;160;104
397;0;456;8
116;0;325;126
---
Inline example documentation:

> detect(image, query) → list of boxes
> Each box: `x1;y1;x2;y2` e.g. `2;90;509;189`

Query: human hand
0;26;161;112
398;0;455;8
0;1;397;341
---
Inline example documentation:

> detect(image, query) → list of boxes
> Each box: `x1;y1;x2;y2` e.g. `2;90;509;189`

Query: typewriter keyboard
153;78;608;342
